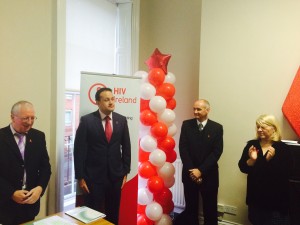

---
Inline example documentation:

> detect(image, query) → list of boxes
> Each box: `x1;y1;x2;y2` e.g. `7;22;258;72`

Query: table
21;211;114;225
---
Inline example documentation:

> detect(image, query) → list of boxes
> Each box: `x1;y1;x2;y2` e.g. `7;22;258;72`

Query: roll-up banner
80;72;140;225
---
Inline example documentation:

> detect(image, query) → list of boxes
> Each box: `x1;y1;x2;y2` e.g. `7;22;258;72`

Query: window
63;0;133;211
65;110;72;126
63;91;80;210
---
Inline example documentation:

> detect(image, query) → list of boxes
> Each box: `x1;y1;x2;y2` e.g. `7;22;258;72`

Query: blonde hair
255;114;281;141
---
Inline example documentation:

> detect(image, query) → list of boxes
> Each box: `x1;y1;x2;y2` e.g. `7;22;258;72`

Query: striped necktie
199;123;203;131
15;133;27;189
16;133;25;159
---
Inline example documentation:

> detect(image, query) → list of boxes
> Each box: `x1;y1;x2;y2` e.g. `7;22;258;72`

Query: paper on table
31;215;76;225
65;206;106;224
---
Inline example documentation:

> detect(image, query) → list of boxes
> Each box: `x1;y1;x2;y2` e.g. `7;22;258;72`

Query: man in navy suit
0;101;51;225
177;99;223;225
74;87;131;225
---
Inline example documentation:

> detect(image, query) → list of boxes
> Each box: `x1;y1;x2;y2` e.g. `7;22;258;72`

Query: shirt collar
197;119;208;128
99;110;112;120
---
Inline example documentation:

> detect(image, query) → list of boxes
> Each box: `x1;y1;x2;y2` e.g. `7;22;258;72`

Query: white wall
139;1;300;224
200;0;300;224
139;0;202;149
2;0;299;223
66;0;117;90
0;0;55;218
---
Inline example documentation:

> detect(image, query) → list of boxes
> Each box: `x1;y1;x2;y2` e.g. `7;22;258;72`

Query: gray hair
198;99;210;110
11;101;34;115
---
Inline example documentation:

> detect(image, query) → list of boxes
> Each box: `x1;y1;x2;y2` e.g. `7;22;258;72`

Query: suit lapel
93;110;105;132
24;131;34;160
94;111;121;143
193;118;205;134
203;119;212;139
111;112;119;142
3;126;23;161
93;111;110;143
192;119;199;131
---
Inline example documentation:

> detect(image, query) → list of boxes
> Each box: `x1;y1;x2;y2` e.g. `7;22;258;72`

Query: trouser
0;204;35;225
183;179;218;225
248;205;290;225
85;178;123;225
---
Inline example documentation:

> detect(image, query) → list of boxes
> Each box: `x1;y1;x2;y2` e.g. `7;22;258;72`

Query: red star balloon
145;48;171;74
282;66;300;137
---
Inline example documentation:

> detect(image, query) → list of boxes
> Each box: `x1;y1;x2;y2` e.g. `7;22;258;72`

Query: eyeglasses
14;115;37;122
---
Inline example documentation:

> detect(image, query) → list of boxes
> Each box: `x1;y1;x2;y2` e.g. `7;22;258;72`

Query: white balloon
141;83;156;100
141;74;149;83
164;72;176;84
140;135;157;152
138;176;148;188
157;162;175;180
155;214;173;225
134;70;147;77
145;202;163;221
139;124;151;138
158;109;176;127
149;96;166;113
138;187;153;205
168;123;177;137
163;176;175;188
149;149;166;167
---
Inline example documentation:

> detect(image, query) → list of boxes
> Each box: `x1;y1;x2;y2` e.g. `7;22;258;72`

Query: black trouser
183;179;218;225
85;178;123;225
248;205;290;225
0;204;35;225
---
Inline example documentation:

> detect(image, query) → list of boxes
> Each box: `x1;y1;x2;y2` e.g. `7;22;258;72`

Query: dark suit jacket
74;110;131;183
179;119;223;190
0;125;51;218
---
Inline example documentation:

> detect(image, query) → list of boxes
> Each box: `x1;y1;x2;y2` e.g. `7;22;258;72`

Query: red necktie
105;116;112;142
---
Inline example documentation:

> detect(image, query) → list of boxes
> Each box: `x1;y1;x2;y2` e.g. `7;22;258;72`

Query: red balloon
150;122;168;139
140;99;150;111
139;148;150;162
140;109;157;126
161;200;174;214
137;214;154;225
147;176;165;193
166;98;176;110
166;150;177;163
156;83;175;100
137;204;146;214
148;68;165;87
138;161;157;178
154;187;173;205
157;136;175;154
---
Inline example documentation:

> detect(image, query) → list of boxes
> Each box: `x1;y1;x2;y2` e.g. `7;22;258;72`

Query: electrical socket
217;203;225;213
224;205;238;215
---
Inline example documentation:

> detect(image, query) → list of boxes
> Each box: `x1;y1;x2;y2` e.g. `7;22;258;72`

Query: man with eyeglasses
0;100;51;225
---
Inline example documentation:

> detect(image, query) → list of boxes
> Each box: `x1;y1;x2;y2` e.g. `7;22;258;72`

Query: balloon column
135;48;177;225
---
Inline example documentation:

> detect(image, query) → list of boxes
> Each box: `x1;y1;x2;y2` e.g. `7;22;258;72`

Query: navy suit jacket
179;119;223;190
0;125;51;217
74;110;131;183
